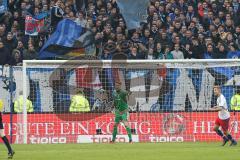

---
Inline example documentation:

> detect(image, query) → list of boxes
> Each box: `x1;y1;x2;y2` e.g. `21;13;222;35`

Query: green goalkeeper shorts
114;112;129;123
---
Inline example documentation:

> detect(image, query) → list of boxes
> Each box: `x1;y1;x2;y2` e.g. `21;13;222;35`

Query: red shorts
215;117;230;132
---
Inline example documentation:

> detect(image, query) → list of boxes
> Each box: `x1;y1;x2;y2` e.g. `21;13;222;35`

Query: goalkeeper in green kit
110;81;132;143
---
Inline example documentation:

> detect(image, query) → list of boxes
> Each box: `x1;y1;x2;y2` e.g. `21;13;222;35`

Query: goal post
19;59;240;144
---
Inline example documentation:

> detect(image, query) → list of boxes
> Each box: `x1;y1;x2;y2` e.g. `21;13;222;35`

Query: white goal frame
21;59;240;144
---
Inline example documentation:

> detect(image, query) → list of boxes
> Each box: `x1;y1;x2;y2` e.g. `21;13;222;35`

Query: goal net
16;59;240;144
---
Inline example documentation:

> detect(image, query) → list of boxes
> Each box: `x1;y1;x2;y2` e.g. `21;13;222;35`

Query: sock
216;130;224;137
216;130;228;141
223;136;228;141
227;134;235;142
112;126;118;142
2;136;12;153
125;126;132;141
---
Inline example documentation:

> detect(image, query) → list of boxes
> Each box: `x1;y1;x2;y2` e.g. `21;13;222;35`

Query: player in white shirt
210;85;237;146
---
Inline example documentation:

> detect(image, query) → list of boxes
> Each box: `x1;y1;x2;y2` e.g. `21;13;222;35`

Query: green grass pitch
0;142;239;160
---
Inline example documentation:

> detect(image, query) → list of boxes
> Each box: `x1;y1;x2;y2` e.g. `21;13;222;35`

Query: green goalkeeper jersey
113;89;128;112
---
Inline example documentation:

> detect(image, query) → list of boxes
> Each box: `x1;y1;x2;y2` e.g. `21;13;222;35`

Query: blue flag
116;0;149;30
39;19;94;59
0;0;8;14
39;19;83;59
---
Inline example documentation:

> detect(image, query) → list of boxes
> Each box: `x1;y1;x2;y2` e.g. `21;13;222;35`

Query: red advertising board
1;112;240;144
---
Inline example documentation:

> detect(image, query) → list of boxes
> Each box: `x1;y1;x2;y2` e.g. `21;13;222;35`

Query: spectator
5;32;17;54
215;43;228;59
147;48;154;59
182;30;193;45
128;46;140;59
157;46;173;59
182;43;193;59
225;19;235;34
101;46;113;60
230;87;240;111
147;37;155;49
227;45;240;59
234;26;240;47
156;31;170;48
191;38;205;59
198;33;206;46
23;43;38;60
186;5;196;25
224;32;237;48
0;41;11;65
14;91;34;113
211;28;221;45
153;42;163;59
169;7;180;22
0;25;6;41
128;46;145;59
140;29;151;46
211;2;219;17
205;37;215;50
42;3;50;15
213;17;221;29
51;0;64;31
10;49;22;66
16;40;25;58
69;89;90;112
171;43;184;59
204;44;216;59
75;11;87;27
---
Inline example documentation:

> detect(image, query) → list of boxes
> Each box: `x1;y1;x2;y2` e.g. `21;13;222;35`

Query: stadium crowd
0;0;240;65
